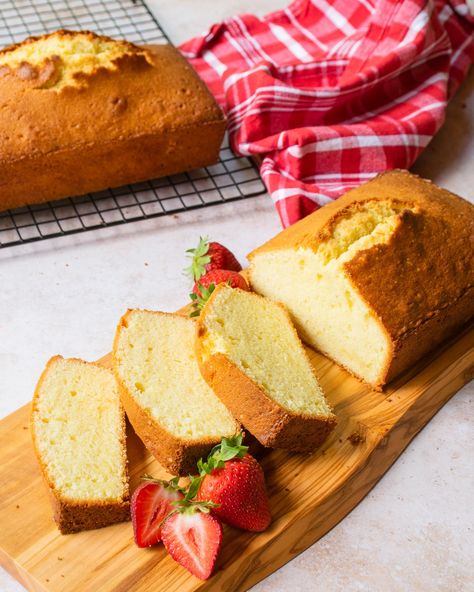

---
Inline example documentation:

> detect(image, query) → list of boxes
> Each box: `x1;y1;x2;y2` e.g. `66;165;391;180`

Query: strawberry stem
197;433;248;476
185;475;204;501
184;236;211;281
140;474;184;494
173;499;219;513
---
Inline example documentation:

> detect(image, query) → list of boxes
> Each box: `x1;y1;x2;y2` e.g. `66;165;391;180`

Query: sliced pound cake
196;285;336;451
248;170;474;389
31;356;130;534
113;310;240;475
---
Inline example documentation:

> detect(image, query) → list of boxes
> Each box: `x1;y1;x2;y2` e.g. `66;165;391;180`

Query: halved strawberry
131;476;184;548
189;270;249;317
161;504;223;580
185;236;242;281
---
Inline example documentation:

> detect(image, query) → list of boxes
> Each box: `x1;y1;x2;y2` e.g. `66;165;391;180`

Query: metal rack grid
0;0;265;248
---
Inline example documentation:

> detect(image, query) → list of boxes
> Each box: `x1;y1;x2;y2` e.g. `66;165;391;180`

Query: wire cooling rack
0;0;265;248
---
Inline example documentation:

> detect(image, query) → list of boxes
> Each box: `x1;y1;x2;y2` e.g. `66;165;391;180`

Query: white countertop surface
0;2;473;591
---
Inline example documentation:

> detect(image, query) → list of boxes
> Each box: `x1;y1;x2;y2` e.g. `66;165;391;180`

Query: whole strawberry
161;500;223;580
131;476;184;548
195;434;271;532
185;236;242;281
190;270;249;317
193;269;248;297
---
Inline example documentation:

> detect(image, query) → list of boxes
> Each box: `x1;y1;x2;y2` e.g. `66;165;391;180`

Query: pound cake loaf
0;30;226;211
195;285;336;451
248;170;474;389
31;356;130;534
113;310;240;475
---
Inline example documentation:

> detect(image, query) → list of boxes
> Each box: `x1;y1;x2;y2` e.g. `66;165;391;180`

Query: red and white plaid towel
181;0;474;227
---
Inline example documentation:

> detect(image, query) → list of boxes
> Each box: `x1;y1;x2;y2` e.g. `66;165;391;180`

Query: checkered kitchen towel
181;0;474;227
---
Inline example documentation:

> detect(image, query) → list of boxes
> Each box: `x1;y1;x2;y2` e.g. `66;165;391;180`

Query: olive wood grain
0;324;472;592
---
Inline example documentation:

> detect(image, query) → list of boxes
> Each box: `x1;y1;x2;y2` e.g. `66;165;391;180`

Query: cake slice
112;310;240;475
195;285;336;451
31;356;130;534
248;170;474;389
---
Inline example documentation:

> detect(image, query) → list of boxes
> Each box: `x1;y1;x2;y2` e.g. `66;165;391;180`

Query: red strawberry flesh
161;511;223;580
131;481;183;548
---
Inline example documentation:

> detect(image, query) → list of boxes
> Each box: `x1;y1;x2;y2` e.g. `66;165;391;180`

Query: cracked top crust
0;30;149;90
0;31;225;162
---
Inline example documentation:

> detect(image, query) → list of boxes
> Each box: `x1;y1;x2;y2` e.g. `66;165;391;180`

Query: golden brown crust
0;36;226;210
0;30;142;61
30;356;130;535
249;170;471;258
0;121;225;211
248;170;474;388
197;351;337;452
381;287;474;385
195;286;337;452
49;494;130;535
112;310;240;476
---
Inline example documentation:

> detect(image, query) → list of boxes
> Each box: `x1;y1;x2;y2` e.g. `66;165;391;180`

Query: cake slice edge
195;286;337;452
112;309;241;476
30;355;130;535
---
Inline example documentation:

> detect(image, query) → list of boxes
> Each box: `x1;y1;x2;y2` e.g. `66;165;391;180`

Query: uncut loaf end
248;170;474;389
0;30;226;210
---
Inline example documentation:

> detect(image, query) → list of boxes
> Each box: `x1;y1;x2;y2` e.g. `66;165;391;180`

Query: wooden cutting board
0;325;473;592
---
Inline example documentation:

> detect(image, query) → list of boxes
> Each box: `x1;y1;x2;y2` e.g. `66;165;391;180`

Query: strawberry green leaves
198;433;249;474
184;236;242;282
189;282;216;318
184;236;211;282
